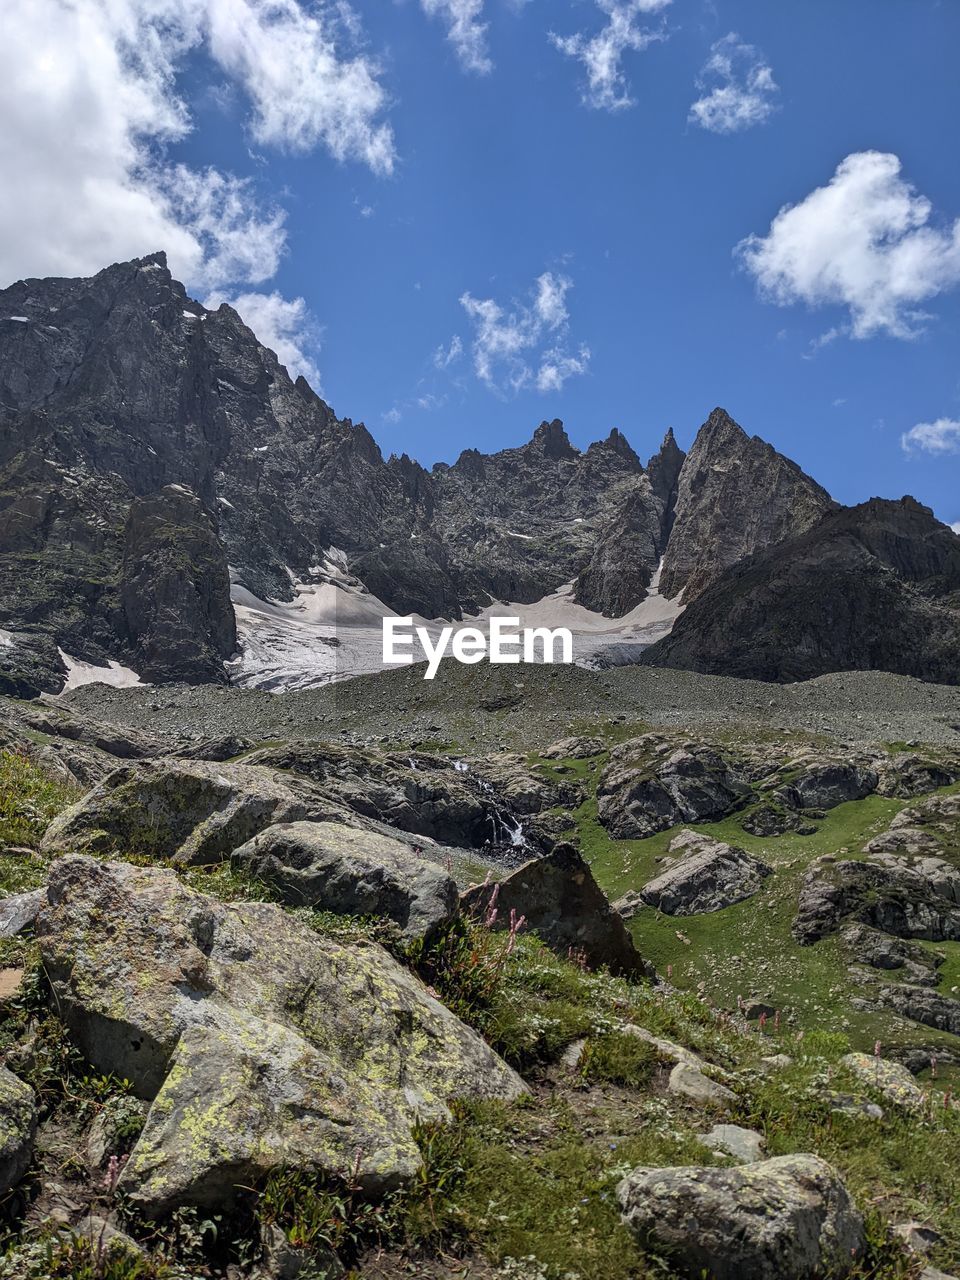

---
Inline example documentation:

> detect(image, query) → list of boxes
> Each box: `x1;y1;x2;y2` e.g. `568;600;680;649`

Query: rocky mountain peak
658;408;835;602
530;419;577;459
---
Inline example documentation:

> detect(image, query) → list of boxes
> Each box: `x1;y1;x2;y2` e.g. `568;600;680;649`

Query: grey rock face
645;497;960;685
573;473;666;616
639;831;772;916
460;843;651;978
658;407;835;602
0;1068;36;1193
34;856;525;1214
617;1154;865;1280
232;820;459;941
598;742;753;839
40;759;346;865
120;484;235;683
667;1062;736;1107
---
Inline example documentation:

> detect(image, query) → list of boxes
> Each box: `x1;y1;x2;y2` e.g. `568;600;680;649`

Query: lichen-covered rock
598;743;753;839
0;1067;36;1193
839;1052;925;1111
231;820;459;941
460;843;652;978
617;1154;865;1280
34;857;524;1214
40;759;346;865
639;832;772;916
541;736;605;760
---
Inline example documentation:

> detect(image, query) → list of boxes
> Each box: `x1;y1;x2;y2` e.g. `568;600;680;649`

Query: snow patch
6;316;28;323
0;629;15;649
229;552;684;693
57;649;144;693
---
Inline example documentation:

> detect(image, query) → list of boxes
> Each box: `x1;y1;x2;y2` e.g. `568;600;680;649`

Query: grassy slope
4;745;960;1278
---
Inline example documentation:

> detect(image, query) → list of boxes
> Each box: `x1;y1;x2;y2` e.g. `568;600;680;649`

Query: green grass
0;748;78;861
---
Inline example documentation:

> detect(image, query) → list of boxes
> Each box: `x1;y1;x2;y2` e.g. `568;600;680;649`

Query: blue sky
3;0;959;526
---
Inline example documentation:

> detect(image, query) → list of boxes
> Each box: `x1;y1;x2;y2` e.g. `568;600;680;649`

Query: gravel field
56;661;960;752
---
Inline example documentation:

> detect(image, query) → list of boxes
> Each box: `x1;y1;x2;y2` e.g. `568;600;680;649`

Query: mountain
658;408;836;602
5;251;953;697
0;253;684;695
643;497;960;683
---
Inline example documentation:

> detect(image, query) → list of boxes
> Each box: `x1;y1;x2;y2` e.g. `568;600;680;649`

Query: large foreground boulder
40;759;347;865
0;1067;36;1193
617;1154;865;1280
598;743;753;839
638;831;772;916
461;844;651;978
232;821;459;941
35;857;524;1214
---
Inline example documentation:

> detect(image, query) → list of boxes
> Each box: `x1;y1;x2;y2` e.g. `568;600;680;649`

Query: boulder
617;1154;865;1280
839;1052;925;1111
41;759;346;866
0;1067;37;1192
877;754;959;798
840;924;942;986
460;843;651;978
702;1124;765;1164
667;1063;736;1107
777;763;878;811
34;857;524;1214
231;821;459;941
639;832;772;916
597;744;753;839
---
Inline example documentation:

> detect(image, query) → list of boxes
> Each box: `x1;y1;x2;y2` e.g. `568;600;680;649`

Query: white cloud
209;289;321;387
0;0;395;291
434;335;463;368
900;418;960;456
459;271;591;394
689;33;778;134
550;0;671;112
738;152;960;339
421;0;492;74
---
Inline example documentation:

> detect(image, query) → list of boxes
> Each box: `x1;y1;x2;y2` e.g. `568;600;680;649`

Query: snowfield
227;553;683;693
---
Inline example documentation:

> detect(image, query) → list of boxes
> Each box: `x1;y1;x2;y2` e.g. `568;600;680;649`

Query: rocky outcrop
35;857;524;1214
0;1067;37;1193
879;987;960;1037
638;831;772;916
231;821;459;941
658;408;835;602
460;843;651;977
645;497;960;684
597;741;753;839
617;1154;865;1280
40;759;346;865
120;485;235;683
777;762;879;811
793;855;960;945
